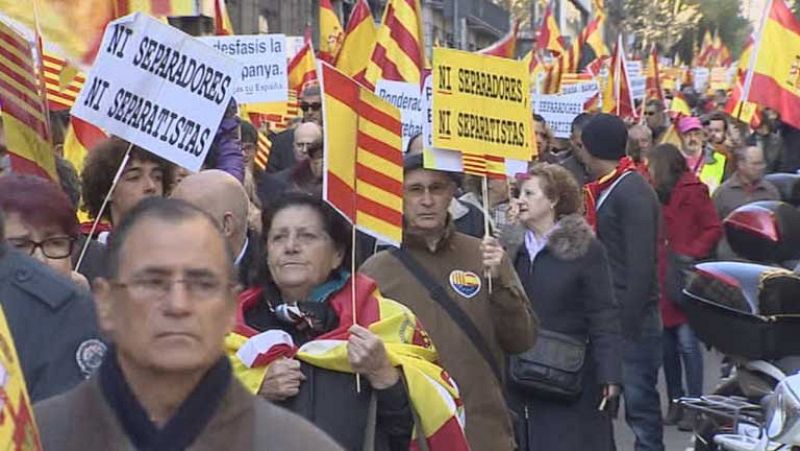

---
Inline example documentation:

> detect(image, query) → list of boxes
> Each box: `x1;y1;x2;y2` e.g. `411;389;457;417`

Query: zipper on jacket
524;404;530;419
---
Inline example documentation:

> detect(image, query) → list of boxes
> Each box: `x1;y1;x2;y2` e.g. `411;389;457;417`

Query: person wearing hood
647;144;722;431
508;163;622;451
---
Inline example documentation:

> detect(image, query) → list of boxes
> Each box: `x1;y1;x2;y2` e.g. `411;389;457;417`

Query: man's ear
222;212;235;238
93;278;115;335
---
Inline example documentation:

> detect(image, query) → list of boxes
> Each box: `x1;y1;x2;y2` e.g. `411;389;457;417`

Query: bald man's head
170;170;249;255
293;122;323;162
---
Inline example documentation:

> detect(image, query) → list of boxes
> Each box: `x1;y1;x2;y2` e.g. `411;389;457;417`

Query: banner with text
532;94;586;139
432;48;533;161
72;13;239;172
375;79;422;152
200;34;287;104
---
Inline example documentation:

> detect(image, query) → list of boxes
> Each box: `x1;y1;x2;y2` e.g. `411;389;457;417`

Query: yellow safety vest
698;151;727;194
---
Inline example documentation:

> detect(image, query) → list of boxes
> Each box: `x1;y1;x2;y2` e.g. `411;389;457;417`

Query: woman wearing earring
508;163;622;451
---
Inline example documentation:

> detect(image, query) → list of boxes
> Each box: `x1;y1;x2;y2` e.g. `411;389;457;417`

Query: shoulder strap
390;248;504;385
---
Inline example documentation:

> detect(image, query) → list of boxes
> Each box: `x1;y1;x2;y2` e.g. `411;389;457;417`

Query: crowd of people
1;23;800;451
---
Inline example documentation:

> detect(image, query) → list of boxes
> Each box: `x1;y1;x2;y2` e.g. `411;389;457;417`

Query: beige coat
360;223;537;451
33;377;343;451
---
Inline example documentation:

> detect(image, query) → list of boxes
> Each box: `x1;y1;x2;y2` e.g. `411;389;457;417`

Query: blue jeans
663;323;704;399
622;334;665;451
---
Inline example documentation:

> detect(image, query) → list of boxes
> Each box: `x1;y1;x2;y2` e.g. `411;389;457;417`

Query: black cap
581;113;628;161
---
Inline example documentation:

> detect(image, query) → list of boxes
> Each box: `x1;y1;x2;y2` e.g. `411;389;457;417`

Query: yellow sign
432;48;533;161
0;305;41;450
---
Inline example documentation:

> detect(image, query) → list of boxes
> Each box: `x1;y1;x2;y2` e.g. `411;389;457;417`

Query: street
614;348;725;450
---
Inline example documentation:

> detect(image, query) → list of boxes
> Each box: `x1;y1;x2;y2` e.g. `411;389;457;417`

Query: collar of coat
513;214;594;262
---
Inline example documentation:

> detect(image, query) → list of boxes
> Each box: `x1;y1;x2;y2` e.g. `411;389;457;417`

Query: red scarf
583;157;638;229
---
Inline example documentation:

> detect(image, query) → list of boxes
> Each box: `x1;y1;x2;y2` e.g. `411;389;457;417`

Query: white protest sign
72;13;238;172
629;75;646;101
375;79;422;152
626;60;642;78
561;80;600;97
285;36;305;59
199;34;287;104
532;94;586;138
693;67;710;92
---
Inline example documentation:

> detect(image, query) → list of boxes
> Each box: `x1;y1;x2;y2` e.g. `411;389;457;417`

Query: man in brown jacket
34;198;341;451
360;154;537;451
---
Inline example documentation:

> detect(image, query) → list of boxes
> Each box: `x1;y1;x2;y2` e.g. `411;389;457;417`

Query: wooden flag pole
351;223;362;393
738;0;773;120
482;174;493;294
75;143;133;272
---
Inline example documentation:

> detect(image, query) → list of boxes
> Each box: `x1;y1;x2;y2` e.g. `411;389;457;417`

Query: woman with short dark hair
647;143;722;429
509;163;622;450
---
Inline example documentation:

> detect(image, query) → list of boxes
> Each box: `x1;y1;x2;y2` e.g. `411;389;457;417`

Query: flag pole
615;35;622;117
740;0;773;110
481;173;493;294
75;142;133;272
351;221;361;393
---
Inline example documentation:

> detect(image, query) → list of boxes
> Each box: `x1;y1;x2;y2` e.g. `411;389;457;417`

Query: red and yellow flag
319;0;344;63
41;51;85;111
254;130;271;172
227;274;468;450
321;62;404;246
287;43;317;96
63;116;108;173
536;3;565;56
336;0;377;80
602;37;638;119
364;0;425;88
116;0;197;17
645;45;664;102
477;21;519;59
213;0;234;35
0;20;56;180
745;0;800;129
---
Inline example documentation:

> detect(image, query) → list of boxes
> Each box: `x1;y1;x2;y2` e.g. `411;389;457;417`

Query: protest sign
626;60;642;78
71;13;239;172
693;67;710;92
375;79;423;152
629;75;646;101
709;67;732;91
561;80;600;97
0;305;41;449
200;34;287;104
432;48;533;161
285;36;306;59
532;94;586;138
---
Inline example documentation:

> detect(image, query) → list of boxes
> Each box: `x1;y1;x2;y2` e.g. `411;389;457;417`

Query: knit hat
678;116;703;134
581;114;628;161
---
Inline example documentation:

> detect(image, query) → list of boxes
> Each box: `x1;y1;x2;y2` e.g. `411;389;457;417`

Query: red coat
658;172;723;328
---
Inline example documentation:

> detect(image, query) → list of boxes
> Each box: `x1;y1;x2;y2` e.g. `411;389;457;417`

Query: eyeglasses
111;276;232;301
644;111;657;116
300;102;322;112
7;236;75;259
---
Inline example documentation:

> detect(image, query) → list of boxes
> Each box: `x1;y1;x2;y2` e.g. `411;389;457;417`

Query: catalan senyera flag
536;3;565;56
364;0;425;88
745;0;800;129
63;116;108;173
213;0;234;35
42;51;85;111
288;43;318;95
226;274;469;450
696;30;714;66
477;21;519;59
117;0;197;17
0;305;42;450
602;36;638;119
645;45;664;102
336;0;377;80
0;0;112;66
321;62;404;246
462;153;508;179
0;20;57;180
319;0;344;64
254;130;271;172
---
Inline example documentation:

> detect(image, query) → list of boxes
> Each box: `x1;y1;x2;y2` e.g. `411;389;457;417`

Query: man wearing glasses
644;99;669;145
34;198;341;450
265;82;324;174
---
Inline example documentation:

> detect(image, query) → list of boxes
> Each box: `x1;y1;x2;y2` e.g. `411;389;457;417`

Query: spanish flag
319;0;344;63
321;62;404;246
213;0;234;35
336;0;377;80
0;20;56;180
536;3;565;56
287;43;317;95
364;0;425;88
63;116;108;173
477;21;519;59
226;274;469;450
745;0;800;129
645;45;664;102
602;36;638;119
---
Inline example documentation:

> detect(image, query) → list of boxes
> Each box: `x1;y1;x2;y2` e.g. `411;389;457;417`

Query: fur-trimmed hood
545;214;595;260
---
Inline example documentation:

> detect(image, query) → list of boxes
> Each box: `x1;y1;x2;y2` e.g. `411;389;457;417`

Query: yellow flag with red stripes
321;62;404;246
364;0;425;88
41;51;85;111
0;20;56;180
254;130;271;172
336;0;377;80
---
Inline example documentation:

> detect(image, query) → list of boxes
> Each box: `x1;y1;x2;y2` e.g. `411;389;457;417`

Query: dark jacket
34;375;342;451
595;171;662;338
0;246;105;402
361;222;537;451
257;160;322;210
658;172;722;328
510;215;622;451
205;99;245;183
266;128;296;173
242;286;413;451
72;236;107;284
237;229;266;289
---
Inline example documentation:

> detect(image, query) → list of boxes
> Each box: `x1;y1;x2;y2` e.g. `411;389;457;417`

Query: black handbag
665;250;696;306
509;329;586;400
